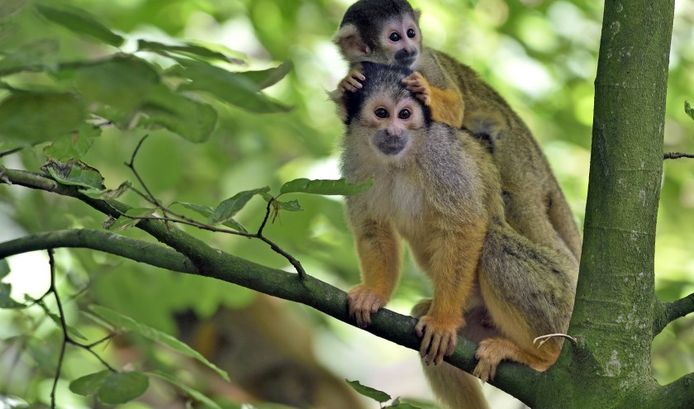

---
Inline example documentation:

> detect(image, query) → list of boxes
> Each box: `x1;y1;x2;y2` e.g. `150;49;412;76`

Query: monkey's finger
420;330;433;359
415;320;426;338
446;334;457;356
349;70;366;81
428;332;443;365
347;78;363;89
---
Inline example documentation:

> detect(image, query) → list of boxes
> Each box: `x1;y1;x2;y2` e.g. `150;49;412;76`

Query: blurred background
0;0;692;408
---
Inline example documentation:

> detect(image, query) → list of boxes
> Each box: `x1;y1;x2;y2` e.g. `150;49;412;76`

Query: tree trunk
536;1;677;408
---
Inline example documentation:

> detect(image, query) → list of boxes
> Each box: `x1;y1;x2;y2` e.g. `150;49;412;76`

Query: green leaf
141;85;217;143
685;101;694;121
235;62;292;90
107;208;155;231
280;178;372;196
0;259;10;280
0;0;27;21
276;200;302;212
43;123;101;160
169;59;290;113
97;371;149;404
90;305;230;381
33;299;88;339
171;201;247;232
210;187;270;225
0;91;85;144
42;160;105;190
0;283;24;309
69;370;110;396
148;371;222;409
70;55;159;126
346;380;391;403
0;39;58;76
35;4;124;47
137;40;243;64
80;181;131;200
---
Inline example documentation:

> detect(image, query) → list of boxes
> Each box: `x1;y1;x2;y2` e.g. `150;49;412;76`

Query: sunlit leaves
71;55;159;125
35;4;124;47
0;283;24;309
210;187;270;225
42;160;105;189
236;61;292;90
70;370;149;404
0;91;85;144
91;305;230;381
686;101;694;121
141;85;217;143
43;123;101;160
172;201;247;232
169;59;290;113
280;178;372;196
0;39;58;76
0;259;10;280
149;371;222;409
137;39;243;64
106;208;155;231
346;380;391;403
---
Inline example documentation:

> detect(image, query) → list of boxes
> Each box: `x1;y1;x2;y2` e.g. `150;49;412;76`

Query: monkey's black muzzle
394;49;418;68
374;132;407;155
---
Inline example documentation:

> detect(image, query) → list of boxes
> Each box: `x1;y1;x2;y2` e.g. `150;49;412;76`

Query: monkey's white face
357;93;426;160
378;15;422;68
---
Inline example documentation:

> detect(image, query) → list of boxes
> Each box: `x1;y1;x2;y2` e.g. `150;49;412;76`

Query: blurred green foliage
0;0;693;408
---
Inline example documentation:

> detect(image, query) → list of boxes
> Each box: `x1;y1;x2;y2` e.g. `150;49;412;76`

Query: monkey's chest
367;174;426;237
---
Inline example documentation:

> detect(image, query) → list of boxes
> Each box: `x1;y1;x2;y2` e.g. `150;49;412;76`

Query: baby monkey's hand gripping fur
336;64;578;408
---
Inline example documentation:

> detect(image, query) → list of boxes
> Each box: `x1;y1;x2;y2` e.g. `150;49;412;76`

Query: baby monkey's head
338;63;431;158
336;0;422;69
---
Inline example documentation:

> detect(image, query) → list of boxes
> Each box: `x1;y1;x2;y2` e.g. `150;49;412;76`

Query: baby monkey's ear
334;24;371;61
413;9;422;23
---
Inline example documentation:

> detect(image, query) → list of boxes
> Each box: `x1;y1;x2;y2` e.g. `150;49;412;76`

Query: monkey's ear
334;24;370;61
413;9;422;23
328;89;349;123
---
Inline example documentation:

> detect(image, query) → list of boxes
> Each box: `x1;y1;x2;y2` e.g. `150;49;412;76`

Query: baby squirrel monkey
334;0;582;264
335;63;578;408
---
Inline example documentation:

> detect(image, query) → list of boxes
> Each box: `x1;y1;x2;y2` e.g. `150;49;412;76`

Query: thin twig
0;147;23;158
124;134;171;226
664;152;694;160
48;249;65;409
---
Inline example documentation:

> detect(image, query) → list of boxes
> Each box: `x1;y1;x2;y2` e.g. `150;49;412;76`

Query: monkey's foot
415;314;461;366
347;284;387;328
339;68;366;93
472;339;504;382
402;71;431;105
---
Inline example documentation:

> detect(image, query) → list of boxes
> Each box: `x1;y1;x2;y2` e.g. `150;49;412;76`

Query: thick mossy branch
0;169;541;405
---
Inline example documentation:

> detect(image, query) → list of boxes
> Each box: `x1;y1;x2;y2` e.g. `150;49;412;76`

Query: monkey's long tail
421;363;490;409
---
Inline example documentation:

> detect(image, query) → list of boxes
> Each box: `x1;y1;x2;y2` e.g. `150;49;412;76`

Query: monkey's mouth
374;136;407;155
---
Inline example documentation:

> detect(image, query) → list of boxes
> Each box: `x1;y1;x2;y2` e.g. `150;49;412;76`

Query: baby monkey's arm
402;72;464;129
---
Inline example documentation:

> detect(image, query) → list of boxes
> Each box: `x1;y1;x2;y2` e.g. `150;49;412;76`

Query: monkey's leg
475;224;577;380
415;226;485;365
348;218;401;327
403;72;464;128
412;299;491;409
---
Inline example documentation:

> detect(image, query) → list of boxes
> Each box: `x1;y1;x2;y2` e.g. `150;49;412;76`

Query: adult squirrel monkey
334;0;582;264
335;63;578;408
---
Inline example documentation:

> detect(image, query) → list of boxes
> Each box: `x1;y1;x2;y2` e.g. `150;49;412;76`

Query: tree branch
653;373;694;409
664;152;694;160
0;168;542;406
653;293;694;335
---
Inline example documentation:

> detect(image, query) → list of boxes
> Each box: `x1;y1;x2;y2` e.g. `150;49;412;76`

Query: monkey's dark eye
407;28;416;38
389;32;401;42
398;109;411;120
374;108;389;118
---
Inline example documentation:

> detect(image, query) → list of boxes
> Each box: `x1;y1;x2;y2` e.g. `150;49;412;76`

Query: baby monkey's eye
375;108;389;118
398;109;411;119
407;28;416;38
389;32;401;42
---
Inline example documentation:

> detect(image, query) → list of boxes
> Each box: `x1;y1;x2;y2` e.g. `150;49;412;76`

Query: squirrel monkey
335;63;578;408
334;0;582;265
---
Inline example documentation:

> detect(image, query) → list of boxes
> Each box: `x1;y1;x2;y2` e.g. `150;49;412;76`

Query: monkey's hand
339;68;366;93
402;72;431;106
347;284;387;328
415;314;462;366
